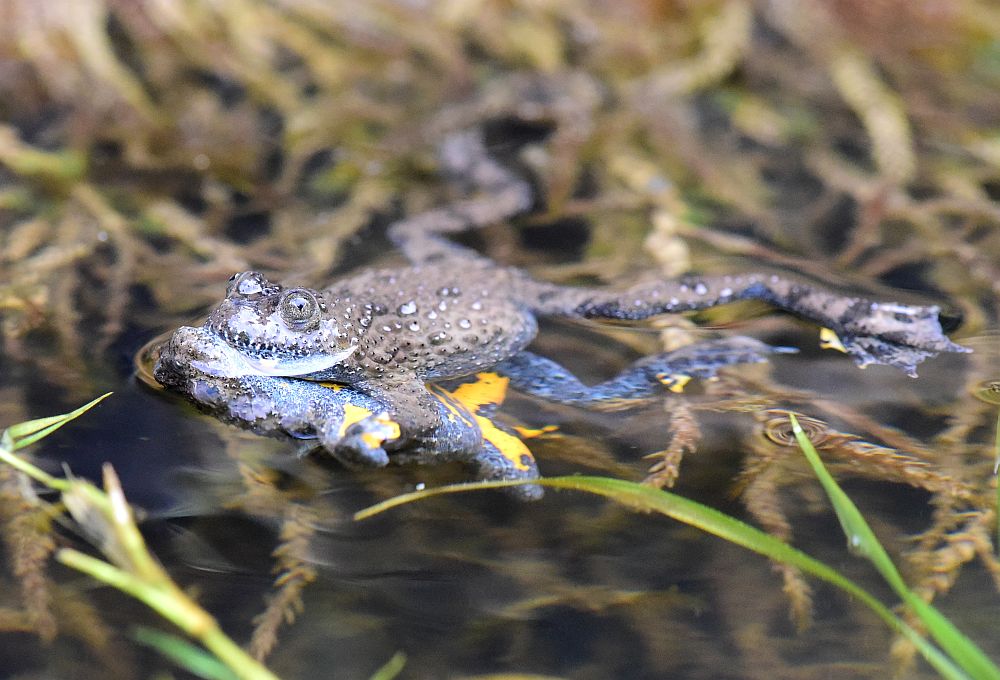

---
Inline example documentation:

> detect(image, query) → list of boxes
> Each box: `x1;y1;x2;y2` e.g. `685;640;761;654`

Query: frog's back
330;263;537;382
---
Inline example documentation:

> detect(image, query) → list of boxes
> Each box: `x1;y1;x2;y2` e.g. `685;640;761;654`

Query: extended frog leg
515;272;968;376
495;337;789;409
389;131;965;376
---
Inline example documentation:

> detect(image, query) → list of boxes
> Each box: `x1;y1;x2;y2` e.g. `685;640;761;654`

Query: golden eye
280;289;320;329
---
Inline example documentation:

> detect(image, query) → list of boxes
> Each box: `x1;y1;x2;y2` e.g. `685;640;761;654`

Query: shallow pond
2;2;1000;678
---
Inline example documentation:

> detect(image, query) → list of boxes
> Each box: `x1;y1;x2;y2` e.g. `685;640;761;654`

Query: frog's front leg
179;367;539;492
322;380;542;498
495;337;789;409
350;378;483;454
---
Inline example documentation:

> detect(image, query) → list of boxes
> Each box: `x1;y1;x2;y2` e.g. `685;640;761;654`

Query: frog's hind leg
388;130;532;266
516;273;967;377
471;438;542;500
495;337;789;409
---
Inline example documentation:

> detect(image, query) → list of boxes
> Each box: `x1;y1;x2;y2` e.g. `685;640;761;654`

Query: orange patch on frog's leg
437;372;542;473
471;413;536;472
447;372;511;409
427;385;478;428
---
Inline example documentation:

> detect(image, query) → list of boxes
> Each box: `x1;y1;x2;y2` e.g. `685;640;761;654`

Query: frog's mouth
191;337;358;378
235;345;358;377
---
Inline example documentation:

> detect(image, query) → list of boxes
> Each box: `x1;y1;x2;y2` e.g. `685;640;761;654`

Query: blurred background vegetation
3;0;1000;400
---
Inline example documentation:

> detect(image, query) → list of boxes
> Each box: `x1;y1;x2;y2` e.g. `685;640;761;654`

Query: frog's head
205;271;358;377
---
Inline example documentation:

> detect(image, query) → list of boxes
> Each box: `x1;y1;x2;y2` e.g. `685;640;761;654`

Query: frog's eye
279;289;320;329
229;271;266;299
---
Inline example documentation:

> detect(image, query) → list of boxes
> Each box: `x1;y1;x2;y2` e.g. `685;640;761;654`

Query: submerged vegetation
2;397;996;678
2;0;1000;677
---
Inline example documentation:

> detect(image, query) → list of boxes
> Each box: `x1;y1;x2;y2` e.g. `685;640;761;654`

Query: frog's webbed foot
819;302;969;377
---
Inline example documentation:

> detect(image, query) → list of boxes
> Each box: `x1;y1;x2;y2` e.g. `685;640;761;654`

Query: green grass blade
788;413;1000;680
58;547;281;680
134;627;240;680
355;477;969;680
994;410;999;558
3;393;112;451
368;651;406;680
0;398;281;680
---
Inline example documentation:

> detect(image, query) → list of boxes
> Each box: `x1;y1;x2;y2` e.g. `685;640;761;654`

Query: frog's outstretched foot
815;303;969;377
495;337;791;409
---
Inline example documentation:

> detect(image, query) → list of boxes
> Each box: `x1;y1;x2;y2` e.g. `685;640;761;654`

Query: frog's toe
333;431;390;468
321;413;401;468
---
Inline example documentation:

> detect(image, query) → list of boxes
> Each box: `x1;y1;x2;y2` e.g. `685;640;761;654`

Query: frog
152;130;968;495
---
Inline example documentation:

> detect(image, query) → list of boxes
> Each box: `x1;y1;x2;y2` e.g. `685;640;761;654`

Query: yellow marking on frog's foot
819;327;848;353
339;404;402;446
379;416;401;440
319;381;345;391
656;373;692;393
514;425;559;439
340;403;373;437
